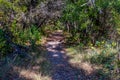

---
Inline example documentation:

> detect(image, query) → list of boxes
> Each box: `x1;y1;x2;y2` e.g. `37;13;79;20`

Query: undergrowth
11;25;41;46
66;41;120;80
0;29;12;58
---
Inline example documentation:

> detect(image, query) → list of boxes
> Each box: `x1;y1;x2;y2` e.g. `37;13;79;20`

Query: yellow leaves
35;40;41;45
112;42;117;47
88;41;93;48
101;41;105;44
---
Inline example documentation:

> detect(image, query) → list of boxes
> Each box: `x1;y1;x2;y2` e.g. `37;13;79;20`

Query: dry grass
65;45;119;79
12;67;51;80
65;47;98;73
0;45;52;80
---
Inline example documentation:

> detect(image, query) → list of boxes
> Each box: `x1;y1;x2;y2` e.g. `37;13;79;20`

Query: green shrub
62;0;120;45
11;25;41;46
85;43;119;79
0;29;11;58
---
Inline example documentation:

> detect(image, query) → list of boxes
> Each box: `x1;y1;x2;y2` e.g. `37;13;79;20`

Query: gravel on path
45;31;92;80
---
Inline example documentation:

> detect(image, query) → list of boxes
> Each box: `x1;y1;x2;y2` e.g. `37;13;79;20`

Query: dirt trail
45;30;87;80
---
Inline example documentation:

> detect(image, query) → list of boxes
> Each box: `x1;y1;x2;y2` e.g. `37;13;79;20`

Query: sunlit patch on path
45;30;89;80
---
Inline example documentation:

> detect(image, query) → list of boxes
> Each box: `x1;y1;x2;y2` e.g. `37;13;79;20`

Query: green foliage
54;21;64;30
0;0;45;58
11;25;41;46
63;1;120;77
84;43;119;79
0;29;11;58
62;0;120;45
90;49;115;65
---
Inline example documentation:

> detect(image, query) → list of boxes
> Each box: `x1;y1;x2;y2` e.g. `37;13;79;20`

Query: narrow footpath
45;30;89;80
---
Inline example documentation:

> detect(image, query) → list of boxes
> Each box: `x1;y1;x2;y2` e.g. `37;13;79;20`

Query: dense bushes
12;25;41;46
61;1;120;79
0;0;65;58
0;26;41;58
0;29;12;58
0;0;44;58
62;0;120;45
0;0;119;79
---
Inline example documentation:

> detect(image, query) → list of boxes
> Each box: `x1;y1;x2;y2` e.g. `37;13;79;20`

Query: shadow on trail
0;30;108;80
45;30;105;80
0;44;52;80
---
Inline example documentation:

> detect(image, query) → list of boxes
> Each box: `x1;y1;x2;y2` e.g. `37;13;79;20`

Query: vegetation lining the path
0;0;120;80
66;44;119;80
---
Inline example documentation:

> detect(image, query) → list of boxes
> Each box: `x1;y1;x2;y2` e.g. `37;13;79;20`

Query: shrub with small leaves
0;29;11;58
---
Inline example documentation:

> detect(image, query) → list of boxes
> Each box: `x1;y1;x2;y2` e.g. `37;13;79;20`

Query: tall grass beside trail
86;43;119;79
65;41;120;80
